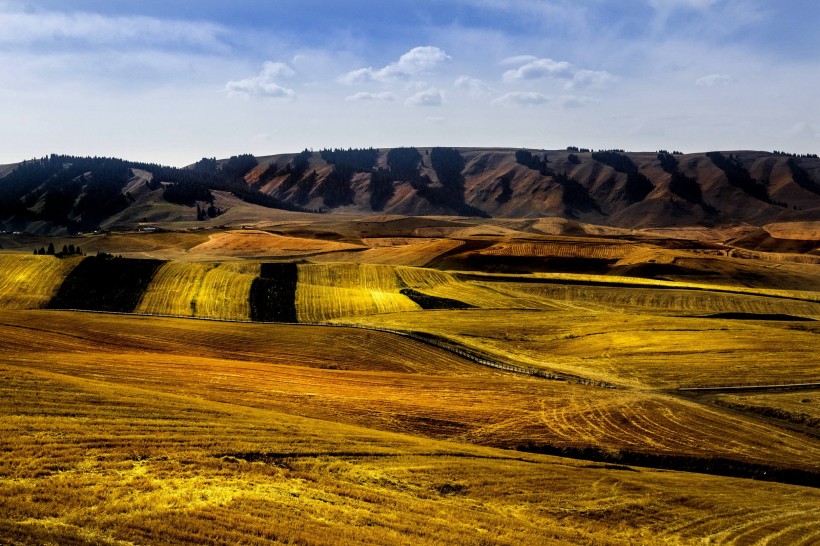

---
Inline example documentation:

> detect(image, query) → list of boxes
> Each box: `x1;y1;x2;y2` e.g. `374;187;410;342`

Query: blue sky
1;0;818;165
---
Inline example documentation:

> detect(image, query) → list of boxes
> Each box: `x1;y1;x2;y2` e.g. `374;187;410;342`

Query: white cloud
492;91;550;106
695;74;735;87
500;54;539;66
260;61;296;80
568;69;615;89
501;57;615;90
405;88;444;107
345;91;397;102
503;58;573;82
426;116;446;124
226;62;296;99
340;46;450;84
454;76;493;97
0;3;228;52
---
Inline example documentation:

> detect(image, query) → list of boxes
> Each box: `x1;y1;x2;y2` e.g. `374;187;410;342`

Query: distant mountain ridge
1;147;819;234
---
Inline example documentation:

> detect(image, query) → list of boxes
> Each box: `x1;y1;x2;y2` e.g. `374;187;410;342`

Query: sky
1;0;818;166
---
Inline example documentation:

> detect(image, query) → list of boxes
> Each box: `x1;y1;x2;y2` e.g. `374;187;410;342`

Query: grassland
1;310;820;545
0;255;81;309
136;261;260;320
296;263;420;322
2;220;819;544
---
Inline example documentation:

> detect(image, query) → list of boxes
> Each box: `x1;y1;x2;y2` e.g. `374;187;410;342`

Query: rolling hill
1;148;819;236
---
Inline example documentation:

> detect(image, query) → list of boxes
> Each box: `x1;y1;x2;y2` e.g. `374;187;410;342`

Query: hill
1;148;819;235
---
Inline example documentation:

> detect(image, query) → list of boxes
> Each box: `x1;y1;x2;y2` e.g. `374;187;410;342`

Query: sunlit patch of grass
136;261;259;320
2;360;820;545
0;254;82;309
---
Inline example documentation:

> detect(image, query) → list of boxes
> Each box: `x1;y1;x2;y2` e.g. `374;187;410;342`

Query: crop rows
310;238;464;266
481;241;633;259
495;282;820;317
0;255;81;309
136;261;259;320
295;263;420;322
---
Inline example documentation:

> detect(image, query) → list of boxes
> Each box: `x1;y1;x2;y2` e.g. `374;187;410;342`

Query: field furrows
490;282;820;317
395;267;558;309
4;365;820;546
0;255;82;309
481;241;634;259
311;239;464;266
296;263;420;322
341;309;820;388
187;230;362;258
2;311;817;475
136;262;259;320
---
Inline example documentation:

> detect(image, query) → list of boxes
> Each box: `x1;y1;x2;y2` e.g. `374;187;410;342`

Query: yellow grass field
338;309;820;389
187;230;363;258
2;220;820;544
0;254;82;309
309;238;463;266
1;310;819;544
296;263;420;322
135;261;260;320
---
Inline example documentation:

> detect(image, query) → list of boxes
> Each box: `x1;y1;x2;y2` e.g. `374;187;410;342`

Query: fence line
42;308;617;389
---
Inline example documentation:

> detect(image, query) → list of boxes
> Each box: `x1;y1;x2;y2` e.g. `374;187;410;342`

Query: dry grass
296;263;419;322
1;311;817;470
0;255;82;309
187;230;362;258
136;261;259;320
1;311;820;545
309;238;463;266
338;309;820;389
3;361;820;545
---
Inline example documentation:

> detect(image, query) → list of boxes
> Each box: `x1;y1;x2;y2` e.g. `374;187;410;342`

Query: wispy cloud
559;95;598;108
345;91;398;102
454;76;493;97
340;46;450;84
695;73;735;87
492;91;550;106
226;62;296;99
503;58;573;82
406;87;444;107
0;2;229;52
502;57;614;90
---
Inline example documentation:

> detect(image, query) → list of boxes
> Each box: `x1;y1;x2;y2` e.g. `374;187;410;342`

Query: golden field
1;310;819;545
1;219;819;545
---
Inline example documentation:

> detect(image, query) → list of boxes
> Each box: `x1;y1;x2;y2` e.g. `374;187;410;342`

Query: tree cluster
34;243;84;257
787;158;820;196
706;152;772;204
592;151;654;203
515;150;552;176
657;151;713;208
0;154;133;233
773;151;819;159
